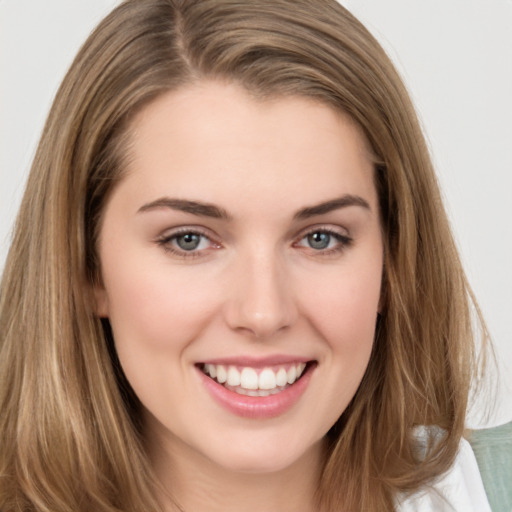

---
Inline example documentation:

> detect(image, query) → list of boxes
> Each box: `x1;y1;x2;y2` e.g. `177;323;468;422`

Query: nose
223;250;298;339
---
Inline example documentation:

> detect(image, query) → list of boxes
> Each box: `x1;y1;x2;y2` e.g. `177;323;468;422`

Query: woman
0;0;491;510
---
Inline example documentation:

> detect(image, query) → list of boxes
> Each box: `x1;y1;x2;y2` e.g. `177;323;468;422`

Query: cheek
298;258;382;412
309;289;379;431
100;258;223;412
101;252;220;358
302;262;382;347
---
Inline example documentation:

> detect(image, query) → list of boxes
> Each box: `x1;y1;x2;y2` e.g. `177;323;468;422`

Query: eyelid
294;223;350;241
154;223;352;259
293;224;353;254
155;226;222;258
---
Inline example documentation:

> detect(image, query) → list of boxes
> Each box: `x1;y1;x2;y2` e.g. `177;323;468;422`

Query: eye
157;228;220;257
174;232;206;251
305;232;333;250
295;228;352;254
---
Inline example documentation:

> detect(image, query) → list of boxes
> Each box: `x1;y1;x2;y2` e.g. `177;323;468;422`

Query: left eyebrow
293;195;371;220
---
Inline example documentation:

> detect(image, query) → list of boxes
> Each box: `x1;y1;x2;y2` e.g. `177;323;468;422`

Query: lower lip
197;364;315;419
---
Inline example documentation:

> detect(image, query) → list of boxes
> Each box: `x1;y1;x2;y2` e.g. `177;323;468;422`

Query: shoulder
396;436;491;512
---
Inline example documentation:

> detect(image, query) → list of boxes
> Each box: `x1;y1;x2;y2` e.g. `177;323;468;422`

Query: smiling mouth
198;362;314;397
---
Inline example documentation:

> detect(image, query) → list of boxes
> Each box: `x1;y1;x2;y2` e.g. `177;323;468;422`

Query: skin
95;81;383;512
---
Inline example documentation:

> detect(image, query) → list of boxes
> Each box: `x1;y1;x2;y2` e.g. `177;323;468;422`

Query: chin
198;429;325;476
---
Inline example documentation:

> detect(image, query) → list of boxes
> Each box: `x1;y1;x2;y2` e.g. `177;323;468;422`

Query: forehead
119;80;377;214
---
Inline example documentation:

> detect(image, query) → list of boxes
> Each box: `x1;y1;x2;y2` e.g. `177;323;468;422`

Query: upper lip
198;354;314;368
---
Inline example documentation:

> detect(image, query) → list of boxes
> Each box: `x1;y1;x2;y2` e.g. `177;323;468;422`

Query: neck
148;429;326;512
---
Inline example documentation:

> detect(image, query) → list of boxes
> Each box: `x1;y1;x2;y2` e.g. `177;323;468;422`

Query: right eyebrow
137;197;231;220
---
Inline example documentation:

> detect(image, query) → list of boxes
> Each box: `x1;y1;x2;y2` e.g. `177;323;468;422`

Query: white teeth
276;367;288;387
227;366;241;386
287;365;297;384
205;364;216;379
202;362;309;393
240;367;259;390
259;368;277;390
216;365;227;384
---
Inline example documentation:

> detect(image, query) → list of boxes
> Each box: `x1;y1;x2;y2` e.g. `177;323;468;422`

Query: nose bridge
224;245;296;338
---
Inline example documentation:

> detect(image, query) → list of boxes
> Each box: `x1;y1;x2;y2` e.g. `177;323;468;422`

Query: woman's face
95;81;383;475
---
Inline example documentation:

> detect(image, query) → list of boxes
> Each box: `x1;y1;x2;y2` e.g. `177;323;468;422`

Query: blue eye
296;229;352;253
157;229;218;257
306;232;332;250
175;232;203;251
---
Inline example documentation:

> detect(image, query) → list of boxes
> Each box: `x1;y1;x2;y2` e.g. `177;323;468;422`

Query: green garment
469;421;512;512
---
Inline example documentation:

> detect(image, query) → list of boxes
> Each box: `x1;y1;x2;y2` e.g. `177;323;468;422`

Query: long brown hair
0;1;489;510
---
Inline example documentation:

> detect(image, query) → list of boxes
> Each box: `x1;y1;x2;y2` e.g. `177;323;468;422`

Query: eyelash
156;227;220;259
156;226;353;259
294;227;353;256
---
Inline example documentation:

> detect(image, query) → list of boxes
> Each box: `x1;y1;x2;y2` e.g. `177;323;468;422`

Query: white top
396;438;491;512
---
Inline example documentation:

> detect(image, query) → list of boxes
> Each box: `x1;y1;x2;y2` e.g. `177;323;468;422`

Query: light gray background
1;0;511;426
